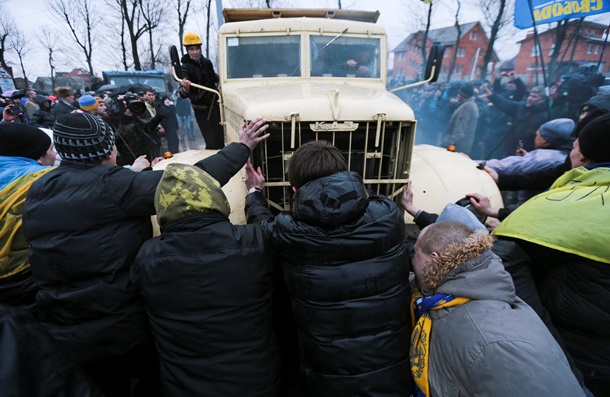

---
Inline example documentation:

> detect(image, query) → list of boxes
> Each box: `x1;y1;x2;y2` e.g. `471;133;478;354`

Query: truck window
107;76;166;94
226;36;301;78
310;36;380;78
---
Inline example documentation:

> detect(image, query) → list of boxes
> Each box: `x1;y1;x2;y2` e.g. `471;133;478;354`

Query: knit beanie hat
458;84;474;98
577;111;610;163
0;122;51;160
53;113;115;163
539;118;575;144
155;163;230;228
78;95;99;112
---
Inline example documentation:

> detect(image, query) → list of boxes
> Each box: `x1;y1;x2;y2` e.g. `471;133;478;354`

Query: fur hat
0;123;51;160
577;111;610;163
539;118;574;144
78;95;99;112
155;163;230;228
458;84;474;98
54;86;74;99
53;113;115;163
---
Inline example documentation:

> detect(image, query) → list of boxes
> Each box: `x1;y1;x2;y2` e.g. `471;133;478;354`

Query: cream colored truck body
158;9;502;230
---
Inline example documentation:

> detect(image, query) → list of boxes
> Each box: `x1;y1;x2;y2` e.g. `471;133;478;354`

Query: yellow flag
493;166;610;264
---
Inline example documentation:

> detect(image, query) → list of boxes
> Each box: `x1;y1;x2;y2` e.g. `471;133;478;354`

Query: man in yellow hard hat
178;32;224;149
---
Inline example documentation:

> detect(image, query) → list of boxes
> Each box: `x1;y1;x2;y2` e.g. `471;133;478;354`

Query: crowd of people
392;67;609;161
1;30;224;166
0;31;609;396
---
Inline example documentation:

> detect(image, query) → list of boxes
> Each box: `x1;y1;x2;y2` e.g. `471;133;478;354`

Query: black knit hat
458;84;474;98
0;122;51;160
53;113;115;163
577;111;610;163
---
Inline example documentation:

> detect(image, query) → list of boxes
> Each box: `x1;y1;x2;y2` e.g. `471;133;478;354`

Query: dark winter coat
131;210;282;397
246;171;412;397
0;304;104;397
488;94;550;152
179;54;219;108
51;99;76;118
22;143;251;365
30;96;55;128
114;113;163;166
518;241;610;383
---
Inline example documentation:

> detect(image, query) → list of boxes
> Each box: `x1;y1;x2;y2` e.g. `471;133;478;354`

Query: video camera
105;90;148;118
6;104;27;116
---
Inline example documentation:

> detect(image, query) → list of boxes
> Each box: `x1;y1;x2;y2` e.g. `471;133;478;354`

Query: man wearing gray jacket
410;219;585;397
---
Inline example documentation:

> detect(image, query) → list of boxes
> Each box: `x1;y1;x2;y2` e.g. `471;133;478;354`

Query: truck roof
222;8;380;23
102;70;164;76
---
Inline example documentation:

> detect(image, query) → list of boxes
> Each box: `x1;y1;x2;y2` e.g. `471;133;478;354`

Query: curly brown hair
418;222;495;291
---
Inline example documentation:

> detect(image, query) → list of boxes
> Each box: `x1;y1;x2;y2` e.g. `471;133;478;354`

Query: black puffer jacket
180;54;218;107
519;241;610;384
22;143;251;365
0;304;104;397
247;171;412;397
131;211;282;397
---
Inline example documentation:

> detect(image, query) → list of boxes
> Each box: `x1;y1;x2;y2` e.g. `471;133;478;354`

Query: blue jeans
176;114;194;140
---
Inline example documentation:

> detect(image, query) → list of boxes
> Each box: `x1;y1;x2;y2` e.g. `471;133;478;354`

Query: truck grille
250;120;415;212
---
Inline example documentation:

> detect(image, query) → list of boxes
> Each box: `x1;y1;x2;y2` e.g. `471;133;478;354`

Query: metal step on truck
159;8;502;233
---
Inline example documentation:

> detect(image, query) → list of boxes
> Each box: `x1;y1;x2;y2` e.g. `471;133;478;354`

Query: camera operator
1;103;28;123
103;91;163;166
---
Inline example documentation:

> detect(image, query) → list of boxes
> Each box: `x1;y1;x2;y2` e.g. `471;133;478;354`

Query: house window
548;44;555;57
595;45;600;54
457;47;466;57
587;44;593;54
530;45;540;57
469;31;478;40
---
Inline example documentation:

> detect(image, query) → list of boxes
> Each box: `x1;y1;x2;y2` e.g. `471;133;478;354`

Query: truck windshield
226;35;301;78
310;36;380;78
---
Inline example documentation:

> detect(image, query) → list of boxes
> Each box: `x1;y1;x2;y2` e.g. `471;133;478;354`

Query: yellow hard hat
183;32;202;47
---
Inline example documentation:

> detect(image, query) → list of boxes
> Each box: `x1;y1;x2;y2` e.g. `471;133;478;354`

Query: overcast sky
1;0;578;80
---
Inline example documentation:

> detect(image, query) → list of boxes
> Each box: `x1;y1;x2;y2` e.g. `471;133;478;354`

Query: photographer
1;103;28;124
103;91;163;166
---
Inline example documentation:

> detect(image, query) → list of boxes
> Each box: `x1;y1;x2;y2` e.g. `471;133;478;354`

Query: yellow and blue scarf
410;289;470;397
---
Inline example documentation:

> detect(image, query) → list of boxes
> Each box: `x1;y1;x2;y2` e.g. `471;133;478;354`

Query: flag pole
527;0;551;118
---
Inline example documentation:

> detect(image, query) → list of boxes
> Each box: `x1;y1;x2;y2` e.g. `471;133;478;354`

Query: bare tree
547;20;570;82
140;0;168;69
49;0;99;75
447;0;462;82
109;0;148;70
174;0;193;56
479;0;512;81
9;30;29;87
420;1;437;79
564;19;585;74
0;6;16;85
38;26;60;91
206;0;213;57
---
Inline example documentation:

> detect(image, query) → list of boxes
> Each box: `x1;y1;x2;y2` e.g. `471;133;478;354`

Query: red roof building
514;21;610;86
391;22;499;82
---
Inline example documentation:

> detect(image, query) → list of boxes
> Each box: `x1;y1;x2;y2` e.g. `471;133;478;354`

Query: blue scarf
0;156;51;190
411;291;470;397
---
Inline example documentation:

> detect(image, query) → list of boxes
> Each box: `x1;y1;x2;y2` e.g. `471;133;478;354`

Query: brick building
391;22;498;82
514;21;610;86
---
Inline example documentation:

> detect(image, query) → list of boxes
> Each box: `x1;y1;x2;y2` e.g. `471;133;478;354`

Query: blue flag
514;0;610;29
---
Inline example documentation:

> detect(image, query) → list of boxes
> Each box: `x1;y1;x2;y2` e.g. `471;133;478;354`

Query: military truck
164;8;502;230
